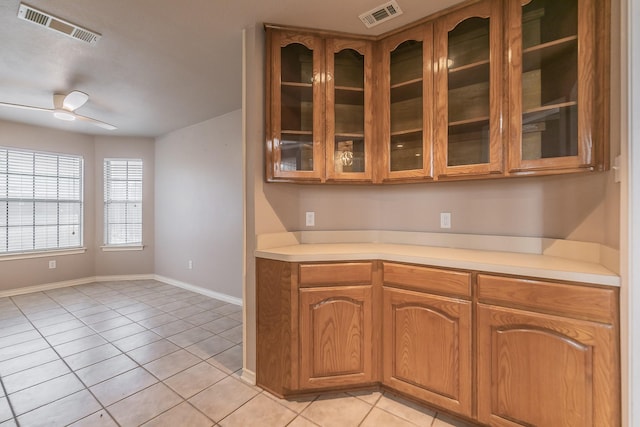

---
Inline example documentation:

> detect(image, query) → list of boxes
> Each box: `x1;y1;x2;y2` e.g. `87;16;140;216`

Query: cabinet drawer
299;262;372;287
477;274;617;323
383;262;471;297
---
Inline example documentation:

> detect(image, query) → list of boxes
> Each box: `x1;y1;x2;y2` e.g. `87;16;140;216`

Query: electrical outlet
306;211;315;227
48;260;56;269
188;260;193;269
440;212;451;229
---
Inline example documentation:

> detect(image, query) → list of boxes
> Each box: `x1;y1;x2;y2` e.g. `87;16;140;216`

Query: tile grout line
8;287;121;426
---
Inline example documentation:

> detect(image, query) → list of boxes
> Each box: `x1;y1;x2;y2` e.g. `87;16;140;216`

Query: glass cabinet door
434;0;502;178
267;30;324;181
507;0;594;172
380;24;433;181
325;39;372;182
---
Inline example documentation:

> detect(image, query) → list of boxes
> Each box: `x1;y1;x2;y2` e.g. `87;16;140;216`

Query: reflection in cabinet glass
280;43;315;172
333;49;365;174
447;17;490;167
521;0;578;161
390;40;424;172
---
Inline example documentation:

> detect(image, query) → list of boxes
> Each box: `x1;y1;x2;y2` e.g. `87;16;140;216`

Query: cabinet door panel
383;287;472;416
299;286;373;389
379;24;434;182
267;30;325;181
477;303;619;427
434;0;503;178
325;39;373;182
507;0;595;173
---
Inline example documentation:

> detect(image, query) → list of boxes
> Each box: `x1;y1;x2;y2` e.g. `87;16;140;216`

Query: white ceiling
0;0;463;137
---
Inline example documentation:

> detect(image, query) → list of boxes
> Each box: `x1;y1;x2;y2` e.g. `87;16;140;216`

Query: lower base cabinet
299;285;374;389
256;258;620;426
477;304;618;426
383;287;473;417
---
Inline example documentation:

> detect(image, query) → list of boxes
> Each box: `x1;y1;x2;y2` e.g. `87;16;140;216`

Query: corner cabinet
266;27;374;183
265;0;609;184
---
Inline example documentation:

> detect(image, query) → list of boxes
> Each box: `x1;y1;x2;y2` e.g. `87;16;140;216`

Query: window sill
101;245;145;252
0;248;87;262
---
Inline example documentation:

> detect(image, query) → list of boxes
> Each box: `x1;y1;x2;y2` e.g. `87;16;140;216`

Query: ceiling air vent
359;0;403;28
17;3;101;45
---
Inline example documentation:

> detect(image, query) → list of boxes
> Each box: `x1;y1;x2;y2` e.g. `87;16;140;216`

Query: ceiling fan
0;91;117;130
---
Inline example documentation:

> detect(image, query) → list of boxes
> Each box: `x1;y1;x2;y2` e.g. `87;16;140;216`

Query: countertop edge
255;244;620;287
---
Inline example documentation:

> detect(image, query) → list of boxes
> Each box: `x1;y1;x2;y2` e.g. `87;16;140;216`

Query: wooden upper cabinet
266;29;325;182
265;0;609;183
506;0;597;173
379;24;434;182
434;0;503;178
325;39;374;182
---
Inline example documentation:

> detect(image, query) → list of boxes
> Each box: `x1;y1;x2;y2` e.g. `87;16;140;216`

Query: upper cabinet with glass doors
434;0;503;178
379;24;434;182
325;39;373;182
506;0;602;173
266;30;324;182
265;27;373;183
265;0;608;184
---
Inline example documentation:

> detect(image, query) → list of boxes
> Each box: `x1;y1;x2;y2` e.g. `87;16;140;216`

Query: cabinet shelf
282;130;313;135
523;35;577;73
449;116;490;128
523;101;576;116
282;81;313;88
391;128;423;137
448;60;490;90
391;79;423;103
335;133;364;138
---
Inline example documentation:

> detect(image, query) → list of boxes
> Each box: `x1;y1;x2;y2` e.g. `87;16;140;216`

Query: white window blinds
0;147;83;254
104;159;142;246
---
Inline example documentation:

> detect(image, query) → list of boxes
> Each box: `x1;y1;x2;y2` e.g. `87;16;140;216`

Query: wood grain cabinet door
382;287;473;417
299;285;374;389
477;303;619;427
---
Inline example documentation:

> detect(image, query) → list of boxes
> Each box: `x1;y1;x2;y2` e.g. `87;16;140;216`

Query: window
104;159;142;246
0;147;83;254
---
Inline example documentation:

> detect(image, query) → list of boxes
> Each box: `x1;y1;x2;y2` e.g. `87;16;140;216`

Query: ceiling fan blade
0;102;52;113
62;91;89;111
74;113;117;130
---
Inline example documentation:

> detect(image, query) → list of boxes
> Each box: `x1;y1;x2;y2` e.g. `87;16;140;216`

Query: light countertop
255;231;620;287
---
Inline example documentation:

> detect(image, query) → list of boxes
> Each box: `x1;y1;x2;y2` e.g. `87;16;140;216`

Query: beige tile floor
0;280;476;426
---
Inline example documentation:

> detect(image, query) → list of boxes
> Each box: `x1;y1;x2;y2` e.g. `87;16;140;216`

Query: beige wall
0;120;155;291
243;19;621;374
94;136;155;276
155;110;243;299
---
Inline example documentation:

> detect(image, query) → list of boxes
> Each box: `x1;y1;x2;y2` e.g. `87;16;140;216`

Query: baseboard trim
94;274;156;282
154;275;243;306
0;277;94;298
241;369;256;385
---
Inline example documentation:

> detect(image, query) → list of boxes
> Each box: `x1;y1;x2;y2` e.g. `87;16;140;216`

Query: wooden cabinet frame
265;0;609;184
256;258;620;426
